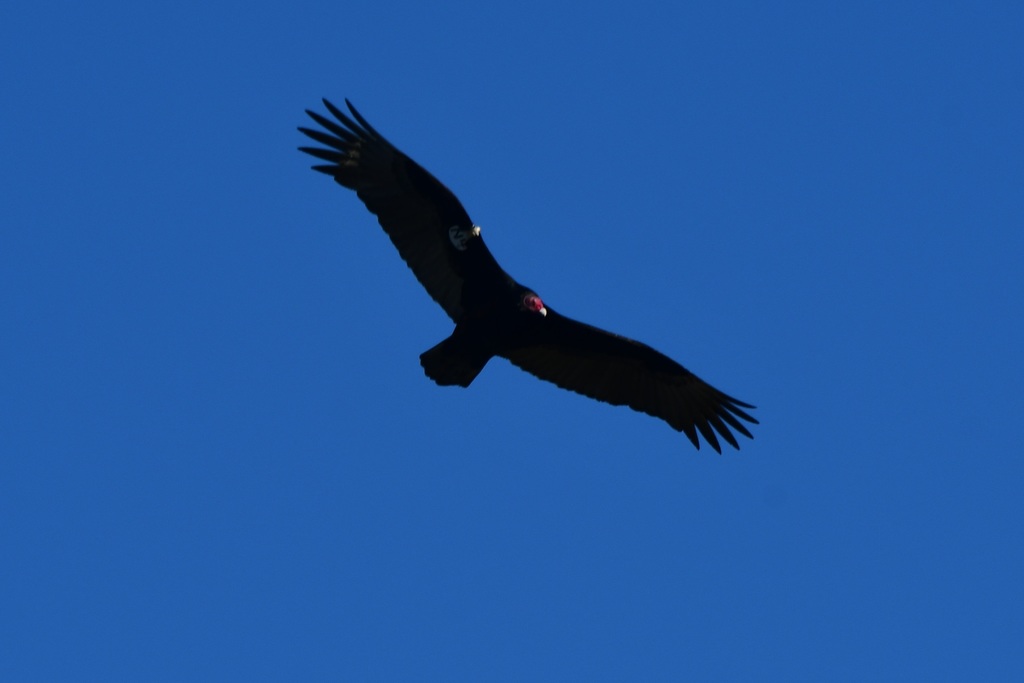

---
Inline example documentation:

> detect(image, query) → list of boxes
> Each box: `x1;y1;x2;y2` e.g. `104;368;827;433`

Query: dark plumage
298;99;757;452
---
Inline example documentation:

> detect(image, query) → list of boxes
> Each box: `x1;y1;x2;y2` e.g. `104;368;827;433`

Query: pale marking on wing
448;224;481;251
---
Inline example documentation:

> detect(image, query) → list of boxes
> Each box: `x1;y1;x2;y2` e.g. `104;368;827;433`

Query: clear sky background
2;1;1022;680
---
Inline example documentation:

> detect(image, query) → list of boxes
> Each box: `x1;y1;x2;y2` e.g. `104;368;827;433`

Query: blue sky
2;0;1022;680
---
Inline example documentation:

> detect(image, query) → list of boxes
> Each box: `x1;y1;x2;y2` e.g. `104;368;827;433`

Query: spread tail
420;335;491;387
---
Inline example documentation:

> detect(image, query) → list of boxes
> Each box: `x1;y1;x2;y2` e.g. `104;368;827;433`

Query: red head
522;293;547;317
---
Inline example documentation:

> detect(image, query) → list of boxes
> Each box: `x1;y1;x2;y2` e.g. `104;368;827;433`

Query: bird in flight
298;100;757;452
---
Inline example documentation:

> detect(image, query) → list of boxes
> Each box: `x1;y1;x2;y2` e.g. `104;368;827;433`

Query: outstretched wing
299;99;481;322
502;310;757;452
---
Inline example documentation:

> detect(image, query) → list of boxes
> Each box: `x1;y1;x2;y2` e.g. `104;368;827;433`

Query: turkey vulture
298;99;757;452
